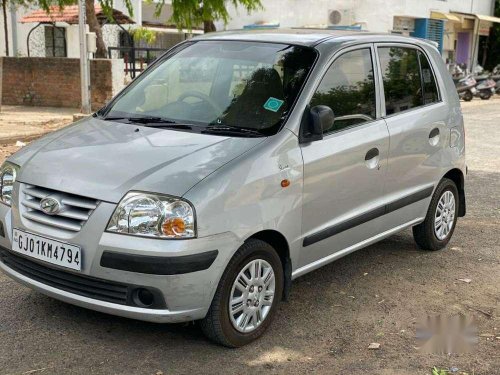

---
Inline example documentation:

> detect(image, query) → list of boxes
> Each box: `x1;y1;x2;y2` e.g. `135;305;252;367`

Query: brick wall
1;57;124;110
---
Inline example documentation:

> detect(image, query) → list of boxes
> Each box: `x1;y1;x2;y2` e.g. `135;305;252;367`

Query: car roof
192;28;430;48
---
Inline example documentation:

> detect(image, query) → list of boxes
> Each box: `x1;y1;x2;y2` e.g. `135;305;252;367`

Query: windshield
105;41;317;135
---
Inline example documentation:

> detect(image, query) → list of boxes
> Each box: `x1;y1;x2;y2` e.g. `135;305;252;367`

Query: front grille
21;184;99;232
0;248;129;305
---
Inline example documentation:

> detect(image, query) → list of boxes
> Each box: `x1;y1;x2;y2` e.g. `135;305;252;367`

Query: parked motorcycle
454;74;477;102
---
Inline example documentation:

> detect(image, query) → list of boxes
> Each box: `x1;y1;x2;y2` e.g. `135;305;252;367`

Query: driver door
298;45;390;269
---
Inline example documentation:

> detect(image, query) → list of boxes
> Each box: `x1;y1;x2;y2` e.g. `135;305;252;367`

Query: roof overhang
20;5;135;25
430;11;461;23
451;12;500;24
475;14;500;24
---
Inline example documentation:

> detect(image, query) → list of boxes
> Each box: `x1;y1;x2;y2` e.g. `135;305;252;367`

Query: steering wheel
177;90;222;114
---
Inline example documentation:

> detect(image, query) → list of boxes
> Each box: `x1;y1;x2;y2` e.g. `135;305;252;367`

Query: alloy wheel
228;259;275;333
434;190;456;240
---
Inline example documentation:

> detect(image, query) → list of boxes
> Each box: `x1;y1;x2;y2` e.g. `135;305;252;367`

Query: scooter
454;74;477;102
492;65;500;94
473;75;496;100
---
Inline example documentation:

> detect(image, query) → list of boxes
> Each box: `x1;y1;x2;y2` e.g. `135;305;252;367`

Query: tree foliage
166;0;262;32
130;26;156;45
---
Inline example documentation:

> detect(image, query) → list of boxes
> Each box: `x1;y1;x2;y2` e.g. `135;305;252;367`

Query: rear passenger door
376;44;448;231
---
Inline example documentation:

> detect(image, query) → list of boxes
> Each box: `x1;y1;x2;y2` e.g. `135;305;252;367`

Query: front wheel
462;91;473;101
200;239;283;347
413;178;459;251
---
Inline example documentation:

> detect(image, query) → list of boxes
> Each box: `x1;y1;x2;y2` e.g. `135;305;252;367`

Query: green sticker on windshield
263;97;284;112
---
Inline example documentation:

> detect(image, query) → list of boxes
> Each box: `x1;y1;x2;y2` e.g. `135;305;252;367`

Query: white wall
113;0;142;24
65;25;80;58
219;0;495;32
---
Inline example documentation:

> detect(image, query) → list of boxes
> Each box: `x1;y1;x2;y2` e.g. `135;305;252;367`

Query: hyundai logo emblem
40;197;61;215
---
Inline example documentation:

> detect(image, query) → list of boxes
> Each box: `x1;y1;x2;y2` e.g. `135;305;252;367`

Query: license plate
12;229;82;271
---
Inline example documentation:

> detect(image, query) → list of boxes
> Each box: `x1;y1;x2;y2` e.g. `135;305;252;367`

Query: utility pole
78;0;91;114
10;3;18;56
0;57;3;113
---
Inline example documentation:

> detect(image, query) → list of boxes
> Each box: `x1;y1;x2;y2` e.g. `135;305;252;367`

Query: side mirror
299;105;335;143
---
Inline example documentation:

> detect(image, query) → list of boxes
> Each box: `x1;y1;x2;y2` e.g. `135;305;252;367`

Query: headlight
0;162;20;206
106;192;196;239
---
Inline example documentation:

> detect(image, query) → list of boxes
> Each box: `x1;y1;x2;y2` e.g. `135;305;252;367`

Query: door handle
365;147;379;161
429;128;440;146
365;148;380;170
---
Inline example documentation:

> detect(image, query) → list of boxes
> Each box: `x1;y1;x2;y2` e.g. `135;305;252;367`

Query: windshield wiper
103;116;196;129
103;116;176;124
202;125;265;137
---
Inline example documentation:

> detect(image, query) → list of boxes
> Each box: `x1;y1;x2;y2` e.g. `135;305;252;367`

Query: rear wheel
200;239;283;347
413;178;459;251
480;93;491;100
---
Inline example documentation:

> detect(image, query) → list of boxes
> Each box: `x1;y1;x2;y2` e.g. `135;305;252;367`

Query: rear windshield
105;41;317;135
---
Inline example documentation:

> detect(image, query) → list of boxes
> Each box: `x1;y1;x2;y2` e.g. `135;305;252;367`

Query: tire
462;91;473;101
200;239;284;347
480;93;491;100
413;178;459;251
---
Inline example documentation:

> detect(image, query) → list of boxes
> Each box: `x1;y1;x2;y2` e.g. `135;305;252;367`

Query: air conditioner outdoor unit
328;9;355;27
393;17;415;33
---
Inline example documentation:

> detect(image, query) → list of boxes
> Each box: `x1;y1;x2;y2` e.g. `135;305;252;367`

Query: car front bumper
0;199;242;323
0;257;205;323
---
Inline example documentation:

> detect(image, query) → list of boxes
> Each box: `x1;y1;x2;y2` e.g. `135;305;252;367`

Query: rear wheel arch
442;168;466;217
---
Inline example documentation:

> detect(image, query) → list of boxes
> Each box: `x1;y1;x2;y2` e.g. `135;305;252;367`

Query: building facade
219;0;499;70
0;0;196;59
2;0;498;71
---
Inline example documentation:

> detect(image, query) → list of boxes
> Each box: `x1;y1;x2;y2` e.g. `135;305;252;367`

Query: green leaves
27;0;262;34
168;0;262;31
37;0;77;13
130;27;156;44
431;367;448;375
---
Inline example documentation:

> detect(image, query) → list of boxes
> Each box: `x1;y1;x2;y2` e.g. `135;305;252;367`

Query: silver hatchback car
0;29;466;347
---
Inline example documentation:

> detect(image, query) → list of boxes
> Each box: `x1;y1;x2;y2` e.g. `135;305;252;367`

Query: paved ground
0;100;498;375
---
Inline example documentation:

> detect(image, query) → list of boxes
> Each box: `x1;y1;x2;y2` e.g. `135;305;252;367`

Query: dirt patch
0;105;74;143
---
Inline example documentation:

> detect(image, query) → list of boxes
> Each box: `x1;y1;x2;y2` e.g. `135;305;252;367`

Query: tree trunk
85;0;107;58
481;37;488;68
2;0;9;56
203;20;216;33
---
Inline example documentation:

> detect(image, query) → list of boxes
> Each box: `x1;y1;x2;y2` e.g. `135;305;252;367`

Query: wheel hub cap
434;190;456;240
229;259;275;333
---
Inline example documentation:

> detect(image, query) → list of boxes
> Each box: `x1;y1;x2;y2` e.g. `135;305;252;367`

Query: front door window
310;48;377;133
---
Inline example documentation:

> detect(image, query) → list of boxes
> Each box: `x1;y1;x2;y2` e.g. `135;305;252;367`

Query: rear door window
418;51;440;104
378;47;423;115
